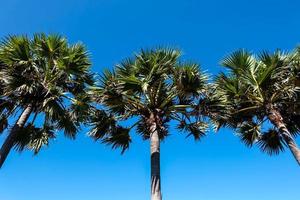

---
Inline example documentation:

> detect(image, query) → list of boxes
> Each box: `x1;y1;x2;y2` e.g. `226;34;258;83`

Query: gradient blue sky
1;0;300;200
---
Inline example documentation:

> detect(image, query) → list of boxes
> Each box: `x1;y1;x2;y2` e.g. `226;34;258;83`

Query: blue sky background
1;0;300;199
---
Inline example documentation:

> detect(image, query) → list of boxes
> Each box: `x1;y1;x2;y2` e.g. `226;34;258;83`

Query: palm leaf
257;129;285;155
102;126;131;154
237;121;261;147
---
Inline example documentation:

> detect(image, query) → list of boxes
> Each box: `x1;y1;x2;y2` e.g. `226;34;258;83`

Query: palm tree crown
0;34;94;167
89;48;209;151
215;49;300;164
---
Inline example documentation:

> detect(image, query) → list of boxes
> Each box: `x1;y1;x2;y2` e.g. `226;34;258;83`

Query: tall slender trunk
267;104;300;166
0;104;33;168
149;113;162;200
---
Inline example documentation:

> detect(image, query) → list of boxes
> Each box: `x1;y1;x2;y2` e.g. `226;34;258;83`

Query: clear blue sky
1;0;300;200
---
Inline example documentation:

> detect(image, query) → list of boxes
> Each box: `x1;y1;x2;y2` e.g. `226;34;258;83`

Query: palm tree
215;49;300;165
89;48;212;200
0;34;94;168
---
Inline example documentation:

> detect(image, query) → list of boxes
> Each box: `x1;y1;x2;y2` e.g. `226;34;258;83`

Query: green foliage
237;121;261;147
215;49;300;156
0;33;94;155
88;109;131;153
257;129;285;155
89;48;213;153
177;121;208;140
14;123;56;154
102;126;131;154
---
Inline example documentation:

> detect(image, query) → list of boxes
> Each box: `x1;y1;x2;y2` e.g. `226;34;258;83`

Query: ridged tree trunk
0;104;33;168
267;104;300;166
149;113;162;200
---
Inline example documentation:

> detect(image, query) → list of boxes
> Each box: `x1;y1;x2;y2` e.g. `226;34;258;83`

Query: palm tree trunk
267;104;300;166
149;113;162;200
0;104;33;168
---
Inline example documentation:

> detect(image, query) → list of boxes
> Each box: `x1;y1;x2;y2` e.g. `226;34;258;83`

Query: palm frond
173;63;207;97
257;129;285;155
136;118;151;140
102;126;131;154
221;49;255;74
0;35;31;65
237;121;261;147
177;120;208;140
27;124;56;155
55;112;78;139
88;109;116;140
14;123;55;154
